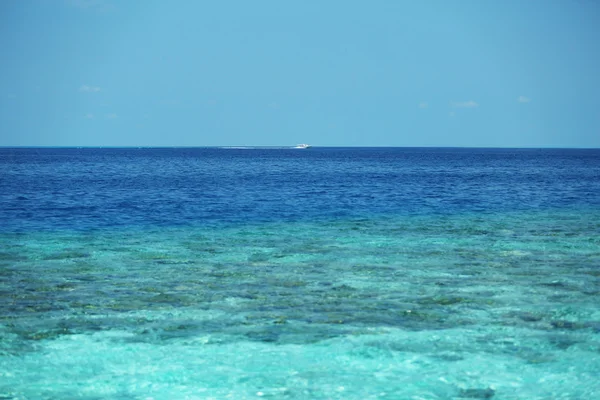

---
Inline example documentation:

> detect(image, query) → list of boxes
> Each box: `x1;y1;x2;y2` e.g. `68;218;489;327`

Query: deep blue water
1;147;600;399
2;147;599;231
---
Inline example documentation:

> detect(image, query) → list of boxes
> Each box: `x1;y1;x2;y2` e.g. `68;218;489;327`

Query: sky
0;0;599;148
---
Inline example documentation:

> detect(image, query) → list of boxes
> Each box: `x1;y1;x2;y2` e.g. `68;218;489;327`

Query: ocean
1;147;599;399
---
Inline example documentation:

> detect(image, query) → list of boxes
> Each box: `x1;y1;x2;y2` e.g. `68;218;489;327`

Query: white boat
294;144;312;149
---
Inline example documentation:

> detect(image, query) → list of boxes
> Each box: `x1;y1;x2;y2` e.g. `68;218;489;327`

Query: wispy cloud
418;102;428;109
79;85;101;93
517;96;531;103
105;113;118;119
161;99;181;106
451;100;479;108
84;113;94;119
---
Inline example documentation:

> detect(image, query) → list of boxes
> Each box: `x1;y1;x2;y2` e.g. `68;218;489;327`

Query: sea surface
1;147;599;399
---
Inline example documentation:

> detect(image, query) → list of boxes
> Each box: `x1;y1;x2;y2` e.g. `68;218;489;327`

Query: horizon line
1;145;599;150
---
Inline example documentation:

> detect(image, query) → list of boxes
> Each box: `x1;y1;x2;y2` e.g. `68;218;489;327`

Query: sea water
1;147;599;399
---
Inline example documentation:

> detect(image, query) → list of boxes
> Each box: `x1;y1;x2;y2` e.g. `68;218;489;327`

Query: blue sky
1;0;599;147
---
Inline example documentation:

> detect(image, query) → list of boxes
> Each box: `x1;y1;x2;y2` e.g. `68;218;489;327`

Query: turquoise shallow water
2;210;599;399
